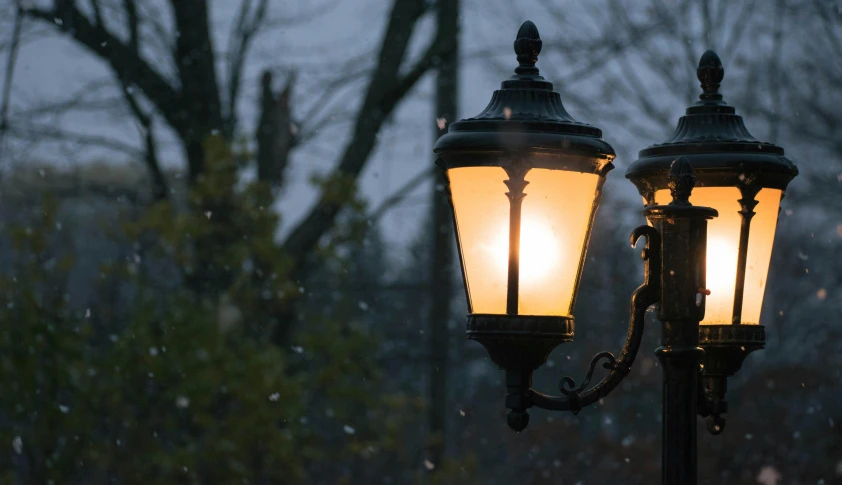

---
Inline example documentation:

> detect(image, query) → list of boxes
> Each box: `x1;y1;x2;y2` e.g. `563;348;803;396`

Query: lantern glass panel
654;187;782;324
448;166;600;316
448;166;510;314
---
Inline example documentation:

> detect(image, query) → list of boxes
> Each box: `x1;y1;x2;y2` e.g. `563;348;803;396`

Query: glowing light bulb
486;217;560;287
706;236;738;299
520;218;559;284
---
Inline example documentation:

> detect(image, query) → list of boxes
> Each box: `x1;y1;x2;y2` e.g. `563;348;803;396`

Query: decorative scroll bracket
520;225;661;418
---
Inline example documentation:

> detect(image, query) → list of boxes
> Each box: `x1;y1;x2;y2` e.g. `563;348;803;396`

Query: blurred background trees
0;0;839;484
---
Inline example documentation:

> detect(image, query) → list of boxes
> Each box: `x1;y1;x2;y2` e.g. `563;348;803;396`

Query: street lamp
627;49;798;434
433;21;797;485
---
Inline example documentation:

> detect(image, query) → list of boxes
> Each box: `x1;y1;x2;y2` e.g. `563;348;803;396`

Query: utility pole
427;0;459;474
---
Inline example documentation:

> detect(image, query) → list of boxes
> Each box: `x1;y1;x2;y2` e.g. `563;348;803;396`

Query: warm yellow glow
487;216;560;284
518;169;598;315
448;166;600;316
654;187;782;324
742;189;782;323
449;166;510;314
705;236;739;303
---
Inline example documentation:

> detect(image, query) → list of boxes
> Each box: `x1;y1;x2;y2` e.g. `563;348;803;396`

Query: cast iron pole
645;157;714;485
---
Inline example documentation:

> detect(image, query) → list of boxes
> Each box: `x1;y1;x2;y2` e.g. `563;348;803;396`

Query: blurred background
0;0;839;483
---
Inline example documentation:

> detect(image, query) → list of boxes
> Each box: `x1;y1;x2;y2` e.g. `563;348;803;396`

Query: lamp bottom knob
507;410;530;432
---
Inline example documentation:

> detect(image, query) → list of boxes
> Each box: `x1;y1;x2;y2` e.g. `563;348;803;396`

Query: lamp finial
669;156;696;205
514;21;542;77
697;50;725;104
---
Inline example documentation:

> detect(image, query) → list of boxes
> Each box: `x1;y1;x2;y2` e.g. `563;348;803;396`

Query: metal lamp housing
626;51;798;395
434;21;615;373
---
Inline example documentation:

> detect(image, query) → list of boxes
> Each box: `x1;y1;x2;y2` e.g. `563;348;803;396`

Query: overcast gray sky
3;0;826;266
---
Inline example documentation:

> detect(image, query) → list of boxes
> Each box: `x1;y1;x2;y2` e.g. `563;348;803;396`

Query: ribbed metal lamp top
627;50;798;193
434;21;615;173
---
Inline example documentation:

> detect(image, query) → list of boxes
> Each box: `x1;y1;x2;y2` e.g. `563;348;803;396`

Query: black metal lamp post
433;21;798;485
627;49;799;438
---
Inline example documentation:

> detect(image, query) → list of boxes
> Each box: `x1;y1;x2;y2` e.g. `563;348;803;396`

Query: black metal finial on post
513;20;542;77
668;156;696;206
697;50;725;104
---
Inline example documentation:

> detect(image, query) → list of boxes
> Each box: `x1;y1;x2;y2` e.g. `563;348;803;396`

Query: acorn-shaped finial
697;50;724;101
668;156;696;205
513;20;542;76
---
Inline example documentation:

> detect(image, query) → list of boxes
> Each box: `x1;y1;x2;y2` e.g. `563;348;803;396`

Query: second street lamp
627;49;799;436
433;20;798;485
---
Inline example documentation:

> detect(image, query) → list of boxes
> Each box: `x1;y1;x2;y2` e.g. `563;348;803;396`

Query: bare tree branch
224;0;271;137
255;70;296;187
153;0;227;182
6;122;145;158
89;0;104;25
297;56;374;132
123;0;139;55
0;3;23;164
117;82;168;200
135;1;175;55
368;167;435;223
281;0;443;275
12;79;117;118
21;1;182;132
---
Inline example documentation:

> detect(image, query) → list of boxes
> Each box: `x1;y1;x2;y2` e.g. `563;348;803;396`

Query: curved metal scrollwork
529;225;661;414
559;351;617;397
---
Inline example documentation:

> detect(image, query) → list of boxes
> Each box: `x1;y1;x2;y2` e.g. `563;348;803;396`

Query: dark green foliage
0;138;436;484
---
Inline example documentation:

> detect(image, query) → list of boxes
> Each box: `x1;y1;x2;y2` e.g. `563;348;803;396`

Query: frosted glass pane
449;166;510;314
654;187;782;324
449;166;600;317
518;170;599;316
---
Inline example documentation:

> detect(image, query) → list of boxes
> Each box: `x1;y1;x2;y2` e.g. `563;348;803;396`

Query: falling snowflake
12;436;22;454
205;211;212;219
58;404;70;414
756;465;782;485
358;301;369;311
423;459;435;470
175;396;190;409
343;425;356;435
269;392;280;402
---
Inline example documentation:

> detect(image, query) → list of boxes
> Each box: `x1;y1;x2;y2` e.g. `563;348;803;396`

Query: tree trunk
170;0;225;182
256;71;296;187
427;0;459;472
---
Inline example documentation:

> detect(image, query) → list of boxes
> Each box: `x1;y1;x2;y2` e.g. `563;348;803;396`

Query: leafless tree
1;0;454;288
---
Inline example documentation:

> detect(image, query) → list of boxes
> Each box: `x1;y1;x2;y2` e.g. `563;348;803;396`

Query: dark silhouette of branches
281;0;451;278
